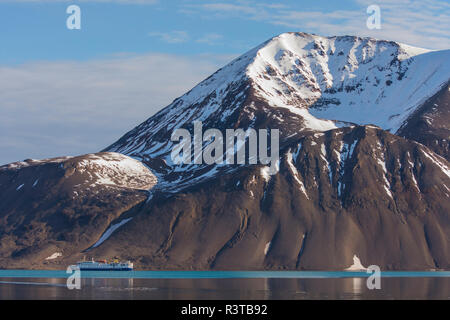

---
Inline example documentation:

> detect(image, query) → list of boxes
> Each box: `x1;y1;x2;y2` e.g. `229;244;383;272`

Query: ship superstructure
73;259;133;271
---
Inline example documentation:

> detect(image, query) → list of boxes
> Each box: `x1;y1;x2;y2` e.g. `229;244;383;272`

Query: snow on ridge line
420;149;450;179
1;156;73;171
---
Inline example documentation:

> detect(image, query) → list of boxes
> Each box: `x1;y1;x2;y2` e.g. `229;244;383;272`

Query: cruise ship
73;259;133;271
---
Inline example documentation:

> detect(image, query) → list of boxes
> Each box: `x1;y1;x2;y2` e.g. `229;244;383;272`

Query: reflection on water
0;277;449;299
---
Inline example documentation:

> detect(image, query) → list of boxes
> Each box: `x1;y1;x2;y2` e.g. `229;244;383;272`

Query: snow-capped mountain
105;32;449;193
107;32;449;150
1;32;449;270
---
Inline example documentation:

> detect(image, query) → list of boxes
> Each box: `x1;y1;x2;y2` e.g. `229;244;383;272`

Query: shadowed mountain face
0;153;157;269
397;81;450;161
90;126;450;270
0;33;449;270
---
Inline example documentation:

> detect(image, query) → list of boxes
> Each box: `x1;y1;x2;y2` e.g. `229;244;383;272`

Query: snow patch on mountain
264;242;271;255
92;218;133;249
45;252;62;260
286;150;309;199
75;153;157;190
345;254;367;271
260;166;272;182
421;149;450;179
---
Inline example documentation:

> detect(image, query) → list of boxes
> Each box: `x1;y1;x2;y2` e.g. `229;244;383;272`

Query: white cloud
0;53;235;165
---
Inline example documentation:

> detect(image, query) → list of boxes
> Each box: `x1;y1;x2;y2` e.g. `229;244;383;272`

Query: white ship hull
74;260;133;271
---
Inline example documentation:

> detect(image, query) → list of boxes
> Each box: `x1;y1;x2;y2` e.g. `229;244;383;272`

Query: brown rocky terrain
0;152;156;269
89;126;450;270
397;81;450;161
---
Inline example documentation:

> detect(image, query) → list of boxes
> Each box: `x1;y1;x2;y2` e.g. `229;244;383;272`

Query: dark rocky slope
0;152;156;269
90;126;450;270
397;81;450;161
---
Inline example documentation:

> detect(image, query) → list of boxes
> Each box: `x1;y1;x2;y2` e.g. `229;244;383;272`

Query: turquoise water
1;270;449;279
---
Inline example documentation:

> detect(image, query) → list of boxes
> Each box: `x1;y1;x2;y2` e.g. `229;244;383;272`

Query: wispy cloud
182;1;284;20
183;0;450;50
196;33;223;45
149;30;225;46
148;30;190;43
0;53;235;165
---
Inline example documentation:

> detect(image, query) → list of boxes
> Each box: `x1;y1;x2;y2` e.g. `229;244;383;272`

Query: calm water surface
0;271;449;299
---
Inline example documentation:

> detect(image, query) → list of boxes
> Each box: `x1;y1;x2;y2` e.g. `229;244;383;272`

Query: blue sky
0;0;363;64
0;0;449;164
1;0;449;65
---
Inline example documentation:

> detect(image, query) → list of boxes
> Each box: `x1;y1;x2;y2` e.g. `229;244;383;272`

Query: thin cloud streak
148;31;190;43
196;33;223;45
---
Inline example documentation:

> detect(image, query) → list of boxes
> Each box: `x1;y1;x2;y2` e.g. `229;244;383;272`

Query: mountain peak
105;32;449;186
245;31;447;131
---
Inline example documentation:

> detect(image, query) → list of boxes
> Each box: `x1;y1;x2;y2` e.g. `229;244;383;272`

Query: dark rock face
397;82;450;161
0;33;449;270
0;153;156;269
90;126;450;270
